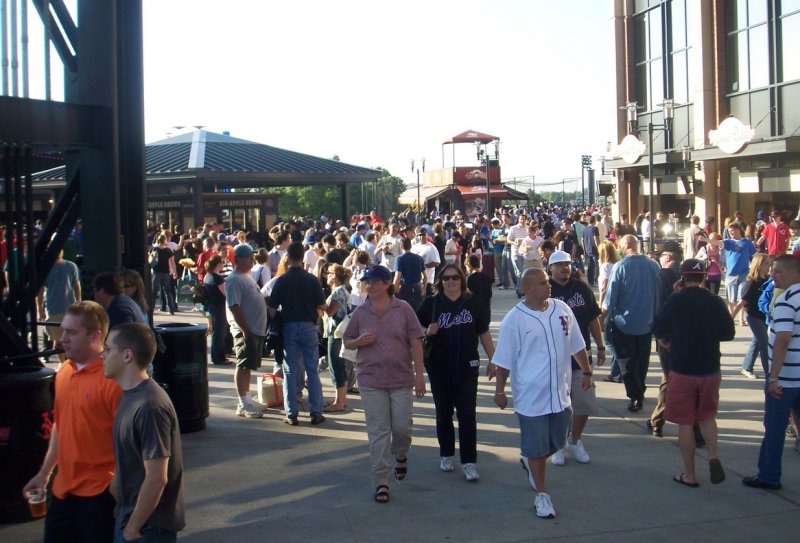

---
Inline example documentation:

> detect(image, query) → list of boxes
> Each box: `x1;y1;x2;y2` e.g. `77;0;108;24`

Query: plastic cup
26;490;46;518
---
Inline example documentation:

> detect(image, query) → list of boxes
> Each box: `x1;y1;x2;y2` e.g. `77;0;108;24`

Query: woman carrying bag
416;263;495;482
323;264;352;412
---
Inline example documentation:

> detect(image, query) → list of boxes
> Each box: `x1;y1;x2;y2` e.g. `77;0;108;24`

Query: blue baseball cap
360;265;393;282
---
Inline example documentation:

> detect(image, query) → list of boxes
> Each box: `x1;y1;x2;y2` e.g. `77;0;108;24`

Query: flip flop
673;473;700;488
709;458;726;484
323;405;347;413
374;485;390;504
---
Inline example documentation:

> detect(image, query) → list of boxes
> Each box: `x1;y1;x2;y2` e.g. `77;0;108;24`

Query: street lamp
410;158;425;223
581;155;592;207
624;99;675;253
475;140;500;218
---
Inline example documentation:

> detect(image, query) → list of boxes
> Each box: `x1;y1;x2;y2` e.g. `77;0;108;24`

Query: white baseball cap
548;250;572;266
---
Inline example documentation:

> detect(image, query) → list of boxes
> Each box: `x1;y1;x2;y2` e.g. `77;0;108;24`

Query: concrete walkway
3;287;799;542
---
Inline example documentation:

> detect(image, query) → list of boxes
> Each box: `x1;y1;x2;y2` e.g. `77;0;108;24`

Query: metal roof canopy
441;129;500;169
33;129;381;187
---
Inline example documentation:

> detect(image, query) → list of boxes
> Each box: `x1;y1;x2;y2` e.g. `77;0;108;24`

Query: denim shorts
517;407;572;458
725;273;747;304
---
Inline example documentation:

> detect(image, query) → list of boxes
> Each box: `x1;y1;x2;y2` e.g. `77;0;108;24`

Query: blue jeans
327;336;347;389
501;249;514;288
756;386;800;485
207;303;228;365
45;490;115;543
511;254;524;293
151;272;176;313
114;517;176;543
282;321;323;418
584;255;598;286
742;316;769;375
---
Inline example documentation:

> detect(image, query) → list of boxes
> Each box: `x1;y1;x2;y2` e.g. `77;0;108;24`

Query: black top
655;263;681;311
325;248;349;265
549;278;601;369
203;272;226;308
108;294;147;328
154;247;173;274
267;266;325;323
416;293;489;384
741;277;767;321
467;271;492;307
652;286;735;375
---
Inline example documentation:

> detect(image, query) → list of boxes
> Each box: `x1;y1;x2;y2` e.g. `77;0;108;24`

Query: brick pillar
716;159;731;234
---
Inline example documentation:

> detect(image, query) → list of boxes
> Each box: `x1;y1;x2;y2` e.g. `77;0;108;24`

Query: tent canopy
443;129;499;145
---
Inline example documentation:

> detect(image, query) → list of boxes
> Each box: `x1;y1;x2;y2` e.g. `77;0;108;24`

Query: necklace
523;299;548;312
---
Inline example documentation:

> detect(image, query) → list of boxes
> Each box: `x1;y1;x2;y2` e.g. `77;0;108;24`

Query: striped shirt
769;282;800;387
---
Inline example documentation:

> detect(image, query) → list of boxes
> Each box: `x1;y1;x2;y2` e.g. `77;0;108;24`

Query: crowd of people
14;200;800;534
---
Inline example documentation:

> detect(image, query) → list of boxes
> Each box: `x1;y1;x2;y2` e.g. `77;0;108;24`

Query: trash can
0;365;55;523
153;322;209;433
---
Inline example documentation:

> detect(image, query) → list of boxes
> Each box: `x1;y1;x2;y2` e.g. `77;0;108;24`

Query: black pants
427;365;479;463
44;489;115;543
610;330;652;403
397;283;423;312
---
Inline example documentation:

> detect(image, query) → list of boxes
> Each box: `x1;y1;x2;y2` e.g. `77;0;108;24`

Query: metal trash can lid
154;322;208;333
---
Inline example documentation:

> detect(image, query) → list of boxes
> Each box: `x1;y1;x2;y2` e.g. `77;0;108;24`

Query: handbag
177;268;196;304
421;296;437;363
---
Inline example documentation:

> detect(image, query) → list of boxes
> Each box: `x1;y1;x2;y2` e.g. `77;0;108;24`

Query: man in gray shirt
38;250;81;362
226;243;268;419
103;322;184;542
602;235;660;412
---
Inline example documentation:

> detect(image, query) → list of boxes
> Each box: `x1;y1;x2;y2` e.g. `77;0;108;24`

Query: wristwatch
768;377;780;384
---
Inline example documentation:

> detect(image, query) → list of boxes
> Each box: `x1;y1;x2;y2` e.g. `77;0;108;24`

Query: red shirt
52;358;122;499
763;222;790;255
195;249;216;281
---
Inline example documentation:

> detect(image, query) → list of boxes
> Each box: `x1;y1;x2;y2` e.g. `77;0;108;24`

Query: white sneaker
249;397;267;411
565;440;591;464
740;369;757;379
462;463;480;482
519;457;537;491
440;456;455;472
534;492;556;519
235;404;263;418
550;449;565;466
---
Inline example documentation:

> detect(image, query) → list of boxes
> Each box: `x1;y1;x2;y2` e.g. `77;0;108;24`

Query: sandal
673;473;699;488
374;485;390;504
394;456;408;481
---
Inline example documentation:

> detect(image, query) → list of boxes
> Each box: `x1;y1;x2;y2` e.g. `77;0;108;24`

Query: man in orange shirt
24;301;122;543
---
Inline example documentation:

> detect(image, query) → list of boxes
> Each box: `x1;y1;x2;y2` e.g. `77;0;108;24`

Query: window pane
636;64;649;110
672;51;689;102
781;13;800;81
634;0;651;14
727;32;746;92
634;14;647;63
651;58;665;108
650;8;663;59
671;0;687;50
727;0;748;32
781;0;800;15
748;0;768;24
749;25;770;87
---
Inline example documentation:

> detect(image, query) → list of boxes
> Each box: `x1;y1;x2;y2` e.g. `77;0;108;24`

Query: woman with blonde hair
598;240;622;383
323;264;353;411
734;253;771;378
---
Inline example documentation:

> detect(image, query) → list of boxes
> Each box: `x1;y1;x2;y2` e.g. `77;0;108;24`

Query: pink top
343;297;425;389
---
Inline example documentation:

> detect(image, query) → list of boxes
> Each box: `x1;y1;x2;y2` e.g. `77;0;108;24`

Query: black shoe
310;414;326;425
283;416;298;426
742;475;781;490
627;400;643;412
646;420;663;437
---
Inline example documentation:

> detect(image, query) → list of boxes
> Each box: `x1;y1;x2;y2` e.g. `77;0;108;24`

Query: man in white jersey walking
489;268;593;519
743;254;800;490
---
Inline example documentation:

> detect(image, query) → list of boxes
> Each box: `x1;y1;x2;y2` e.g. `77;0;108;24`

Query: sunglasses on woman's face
441;275;460;281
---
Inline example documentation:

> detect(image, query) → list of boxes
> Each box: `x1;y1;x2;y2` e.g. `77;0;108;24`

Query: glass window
634;15;647;63
749;24;770;88
781;13;800;81
781;0;800;15
649;7;663;59
726;32;747;92
727;0;748;32
671;0;687;50
651;58;665;107
635;64;649;110
748;0;768;24
672;51;689;102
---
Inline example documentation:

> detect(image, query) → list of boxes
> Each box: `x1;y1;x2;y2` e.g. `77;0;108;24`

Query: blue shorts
517;407;572;458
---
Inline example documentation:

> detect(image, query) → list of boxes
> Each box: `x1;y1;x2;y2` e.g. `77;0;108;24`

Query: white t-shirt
411;242;441;285
770;282;800;388
521;235;543;261
250;263;271;289
378;234;402;270
444;238;460;264
303;247;320;272
508;224;528;257
492;299;586;416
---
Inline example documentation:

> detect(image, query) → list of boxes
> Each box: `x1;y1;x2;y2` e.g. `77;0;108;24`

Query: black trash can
0;365;55;523
153;322;209;433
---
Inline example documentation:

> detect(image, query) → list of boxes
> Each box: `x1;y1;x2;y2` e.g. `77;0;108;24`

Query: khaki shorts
570;370;599;416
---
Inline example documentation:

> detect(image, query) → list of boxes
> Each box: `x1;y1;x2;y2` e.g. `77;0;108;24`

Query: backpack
693;228;709;254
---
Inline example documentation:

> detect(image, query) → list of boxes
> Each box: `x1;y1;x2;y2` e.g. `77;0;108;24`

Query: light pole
581;155;592;207
475;140;500;218
410;158;425;224
623;99;675;253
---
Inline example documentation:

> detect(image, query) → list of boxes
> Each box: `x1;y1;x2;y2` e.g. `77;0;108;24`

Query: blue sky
22;1;617;194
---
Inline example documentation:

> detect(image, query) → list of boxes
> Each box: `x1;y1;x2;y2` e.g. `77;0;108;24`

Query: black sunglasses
441;275;460;281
